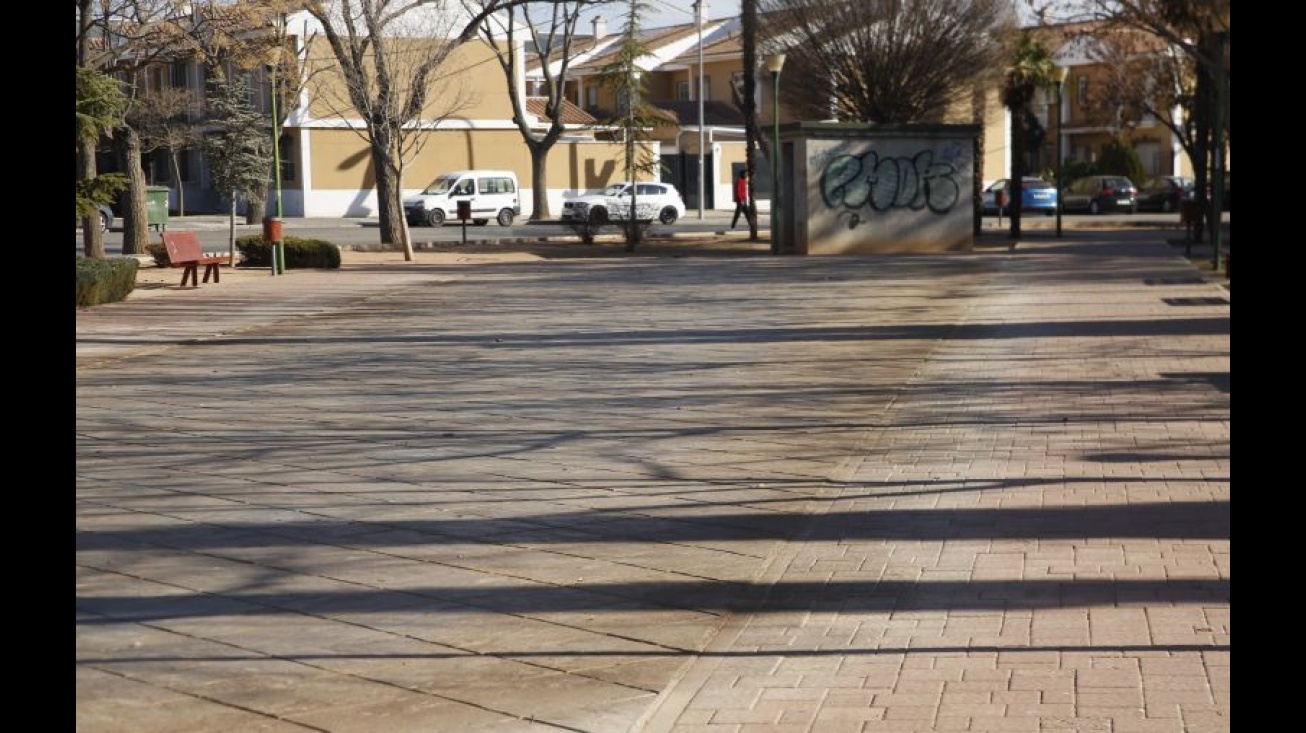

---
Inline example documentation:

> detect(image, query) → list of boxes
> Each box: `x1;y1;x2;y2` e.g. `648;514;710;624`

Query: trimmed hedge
76;256;139;308
236;235;341;269
144;236;340;269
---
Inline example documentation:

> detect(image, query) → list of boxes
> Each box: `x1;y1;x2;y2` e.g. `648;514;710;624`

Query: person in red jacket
731;170;752;229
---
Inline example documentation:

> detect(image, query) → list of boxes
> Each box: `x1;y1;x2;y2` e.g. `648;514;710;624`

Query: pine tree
203;75;273;264
596;0;667;250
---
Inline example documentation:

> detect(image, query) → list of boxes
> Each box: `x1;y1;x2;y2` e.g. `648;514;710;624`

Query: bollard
458;200;471;245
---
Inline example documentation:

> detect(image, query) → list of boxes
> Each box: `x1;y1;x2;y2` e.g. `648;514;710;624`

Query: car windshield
421;175;458;195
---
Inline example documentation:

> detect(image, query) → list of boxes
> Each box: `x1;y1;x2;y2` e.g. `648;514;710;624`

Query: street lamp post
766;53;785;255
1053;65;1068;238
265;14;287;276
695;0;705;220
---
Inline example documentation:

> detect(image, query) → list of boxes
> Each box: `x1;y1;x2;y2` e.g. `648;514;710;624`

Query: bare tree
78;0;190;258
132;87;203;217
1027;0;1229;241
756;0;1016;124
467;0;620;221
301;0;542;255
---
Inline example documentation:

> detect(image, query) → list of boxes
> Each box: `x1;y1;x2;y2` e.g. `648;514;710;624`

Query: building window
1077;76;1088;107
170;60;189;89
176;148;193;183
677;81;690;101
279;134;296;183
702;76;711;101
586;86;598;109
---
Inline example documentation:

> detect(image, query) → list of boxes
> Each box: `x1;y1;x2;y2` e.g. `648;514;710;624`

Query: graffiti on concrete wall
818;144;968;229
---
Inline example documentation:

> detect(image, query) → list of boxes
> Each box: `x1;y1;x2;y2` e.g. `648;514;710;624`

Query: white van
403;170;521;227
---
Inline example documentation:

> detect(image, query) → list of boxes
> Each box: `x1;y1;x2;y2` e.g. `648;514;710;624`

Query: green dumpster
145;186;170;231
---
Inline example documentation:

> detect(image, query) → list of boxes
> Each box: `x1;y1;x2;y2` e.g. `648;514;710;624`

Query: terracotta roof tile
525;96;597;126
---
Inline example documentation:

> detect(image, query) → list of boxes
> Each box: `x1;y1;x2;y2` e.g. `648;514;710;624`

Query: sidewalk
76;229;1229;732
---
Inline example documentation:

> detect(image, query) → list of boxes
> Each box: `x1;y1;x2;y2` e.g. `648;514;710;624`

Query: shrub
1059;157;1096;187
235;235;341;269
563;203;657;245
1095;138;1147;185
144;242;170;267
76;256;139;308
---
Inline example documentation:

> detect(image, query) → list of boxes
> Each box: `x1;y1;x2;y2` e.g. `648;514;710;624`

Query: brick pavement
76;230;1228;732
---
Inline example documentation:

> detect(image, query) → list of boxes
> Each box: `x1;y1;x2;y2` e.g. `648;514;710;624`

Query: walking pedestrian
731;170;752;229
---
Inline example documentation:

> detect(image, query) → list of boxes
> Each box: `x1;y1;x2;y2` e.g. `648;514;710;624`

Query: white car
561;182;685;225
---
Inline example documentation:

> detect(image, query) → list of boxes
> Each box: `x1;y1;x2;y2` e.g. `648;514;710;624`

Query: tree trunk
77;0;105;260
742;0;760;242
79;135;106;259
1189;36;1215;245
246;183;267;225
528;143;551;220
371;133;405;248
972;83;985;238
228;194;237;266
169;151;186;217
118;128;149;255
1008;113;1024;240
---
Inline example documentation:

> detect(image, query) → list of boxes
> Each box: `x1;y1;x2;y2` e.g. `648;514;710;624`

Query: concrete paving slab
78;230;1228;732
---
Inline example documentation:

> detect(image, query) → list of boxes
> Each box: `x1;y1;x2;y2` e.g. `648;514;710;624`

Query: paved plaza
76;228;1229;732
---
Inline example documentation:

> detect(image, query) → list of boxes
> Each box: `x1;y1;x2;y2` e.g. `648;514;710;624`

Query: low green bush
144;242;169;267
76;256;139;308
236;235;341;269
561;212;653;244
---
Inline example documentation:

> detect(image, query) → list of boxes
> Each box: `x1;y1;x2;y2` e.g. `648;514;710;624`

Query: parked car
1060;175;1139;214
1136;175;1194;213
403;169;520;227
982;177;1058;216
97;204;114;232
561;182;685;225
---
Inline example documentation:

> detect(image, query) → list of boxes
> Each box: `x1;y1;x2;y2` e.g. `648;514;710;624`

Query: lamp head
765;53;787;74
1055;65;1069;84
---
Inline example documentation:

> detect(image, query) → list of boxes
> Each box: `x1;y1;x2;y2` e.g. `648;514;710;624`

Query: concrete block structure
777;122;979;254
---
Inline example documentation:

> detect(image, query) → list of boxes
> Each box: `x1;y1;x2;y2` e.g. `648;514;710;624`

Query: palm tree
1000;31;1055;240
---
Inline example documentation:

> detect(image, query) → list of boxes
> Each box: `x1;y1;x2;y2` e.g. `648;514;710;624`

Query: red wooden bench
161;231;224;288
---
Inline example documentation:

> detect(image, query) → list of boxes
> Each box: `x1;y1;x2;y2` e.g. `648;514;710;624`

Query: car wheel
99;210;111;232
1161;199;1174;213
589;207;608;224
473;219;489;226
426;208;446;227
659;207;679;225
497;208;515;227
1088;200;1101;215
